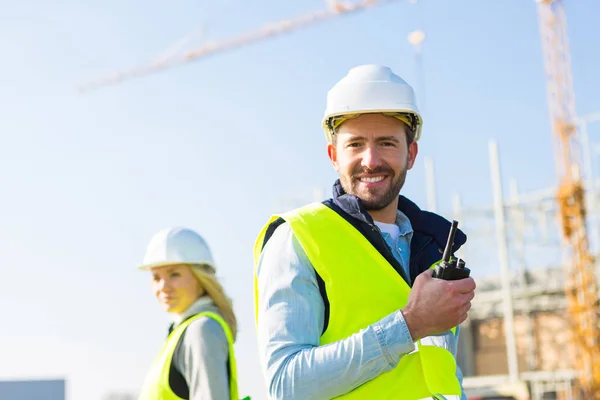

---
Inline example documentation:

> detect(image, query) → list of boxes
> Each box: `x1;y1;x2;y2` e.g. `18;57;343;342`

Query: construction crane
77;0;399;93
536;0;600;397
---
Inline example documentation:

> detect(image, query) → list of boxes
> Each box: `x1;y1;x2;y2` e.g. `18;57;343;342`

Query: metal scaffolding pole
424;156;437;213
509;178;537;372
489;139;519;382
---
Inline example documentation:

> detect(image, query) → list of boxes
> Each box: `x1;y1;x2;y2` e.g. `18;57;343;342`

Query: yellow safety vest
138;311;239;400
253;202;462;400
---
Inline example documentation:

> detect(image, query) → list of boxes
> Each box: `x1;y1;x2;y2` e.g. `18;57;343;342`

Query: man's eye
170;272;181;278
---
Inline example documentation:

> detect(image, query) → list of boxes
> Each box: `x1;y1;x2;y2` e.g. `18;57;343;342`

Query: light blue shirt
255;210;465;400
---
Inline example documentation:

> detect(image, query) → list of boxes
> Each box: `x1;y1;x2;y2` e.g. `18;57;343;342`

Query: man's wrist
401;308;423;341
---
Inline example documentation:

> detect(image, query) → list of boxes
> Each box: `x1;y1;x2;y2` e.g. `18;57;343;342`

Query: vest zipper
409;237;434;282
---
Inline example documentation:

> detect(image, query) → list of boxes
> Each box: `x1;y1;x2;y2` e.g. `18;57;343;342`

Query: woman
137;226;240;400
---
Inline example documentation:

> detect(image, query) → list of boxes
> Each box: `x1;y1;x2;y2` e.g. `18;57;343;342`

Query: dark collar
330;179;467;251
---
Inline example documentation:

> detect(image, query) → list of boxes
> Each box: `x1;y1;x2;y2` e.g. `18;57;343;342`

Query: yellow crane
536;0;600;397
79;0;600;396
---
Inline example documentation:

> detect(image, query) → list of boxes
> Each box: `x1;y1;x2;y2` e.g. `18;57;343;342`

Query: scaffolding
438;112;600;399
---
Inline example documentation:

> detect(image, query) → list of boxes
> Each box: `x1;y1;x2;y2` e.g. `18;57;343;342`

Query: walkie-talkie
432;220;471;280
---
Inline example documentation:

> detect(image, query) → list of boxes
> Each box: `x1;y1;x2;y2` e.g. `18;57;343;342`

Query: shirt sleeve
256;222;416;400
173;316;230;400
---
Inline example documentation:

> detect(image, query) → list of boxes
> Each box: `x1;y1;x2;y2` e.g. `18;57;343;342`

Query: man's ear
327;142;340;172
407;141;418;170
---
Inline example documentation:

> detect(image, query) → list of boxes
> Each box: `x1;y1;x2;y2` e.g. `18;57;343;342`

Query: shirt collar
172;295;214;326
395;209;414;237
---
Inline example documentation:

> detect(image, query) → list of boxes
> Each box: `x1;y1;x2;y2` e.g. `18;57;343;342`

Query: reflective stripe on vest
138;311;239;400
253;202;461;400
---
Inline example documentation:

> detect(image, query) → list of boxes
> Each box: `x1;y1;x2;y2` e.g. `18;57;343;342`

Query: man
253;64;476;400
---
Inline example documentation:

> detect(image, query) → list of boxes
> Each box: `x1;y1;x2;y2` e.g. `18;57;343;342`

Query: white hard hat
139;227;216;272
322;64;423;143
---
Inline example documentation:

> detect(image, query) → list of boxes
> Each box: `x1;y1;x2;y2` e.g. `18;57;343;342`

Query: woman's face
151;264;204;314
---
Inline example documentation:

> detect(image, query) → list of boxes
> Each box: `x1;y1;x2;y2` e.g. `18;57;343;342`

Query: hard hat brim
138;261;216;273
322;109;423;143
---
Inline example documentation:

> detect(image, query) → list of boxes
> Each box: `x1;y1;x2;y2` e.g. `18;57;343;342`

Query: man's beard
340;161;408;211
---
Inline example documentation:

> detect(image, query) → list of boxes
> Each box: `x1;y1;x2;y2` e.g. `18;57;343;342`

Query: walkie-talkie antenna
442;220;458;262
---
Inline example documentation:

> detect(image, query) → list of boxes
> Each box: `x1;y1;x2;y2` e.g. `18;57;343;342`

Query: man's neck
367;200;399;224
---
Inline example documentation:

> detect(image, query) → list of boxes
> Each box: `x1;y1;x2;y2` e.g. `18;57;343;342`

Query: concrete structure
0;378;66;400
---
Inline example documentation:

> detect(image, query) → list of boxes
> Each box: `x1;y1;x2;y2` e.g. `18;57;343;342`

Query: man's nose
361;145;382;169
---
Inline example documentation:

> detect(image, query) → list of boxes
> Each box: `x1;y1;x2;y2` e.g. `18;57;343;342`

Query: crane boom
536;0;600;397
77;0;398;93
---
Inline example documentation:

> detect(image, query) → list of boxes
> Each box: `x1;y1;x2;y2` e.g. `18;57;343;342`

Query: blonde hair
190;265;238;340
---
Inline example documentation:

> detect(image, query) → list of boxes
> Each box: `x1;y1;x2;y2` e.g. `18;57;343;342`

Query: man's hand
402;269;476;341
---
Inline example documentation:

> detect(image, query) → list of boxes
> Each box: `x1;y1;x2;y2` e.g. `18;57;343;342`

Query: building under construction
459;266;577;399
442;127;600;399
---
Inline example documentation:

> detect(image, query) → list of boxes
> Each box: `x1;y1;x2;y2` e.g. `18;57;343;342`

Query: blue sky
1;1;599;399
